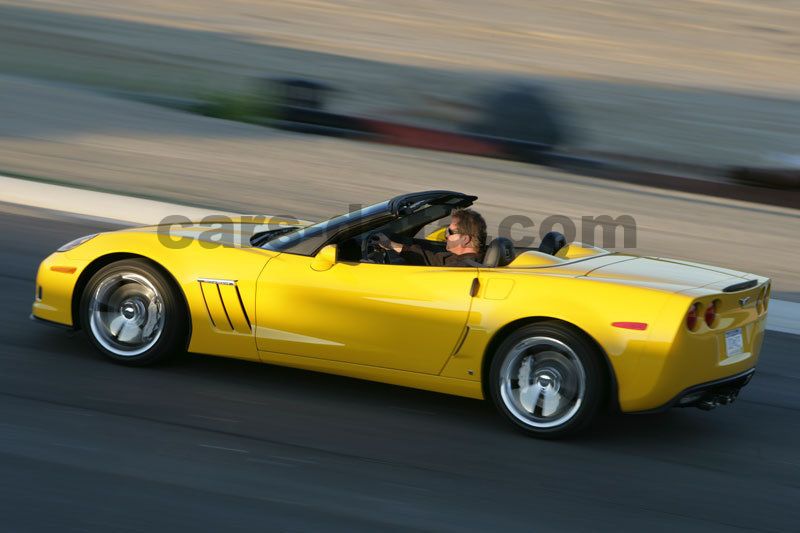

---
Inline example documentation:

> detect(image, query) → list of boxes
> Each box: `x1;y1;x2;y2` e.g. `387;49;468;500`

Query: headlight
57;234;97;252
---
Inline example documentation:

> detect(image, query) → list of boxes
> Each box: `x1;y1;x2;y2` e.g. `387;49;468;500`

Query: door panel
256;253;476;374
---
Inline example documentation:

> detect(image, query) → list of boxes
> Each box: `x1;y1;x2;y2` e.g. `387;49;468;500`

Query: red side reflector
612;321;648;331
50;266;76;274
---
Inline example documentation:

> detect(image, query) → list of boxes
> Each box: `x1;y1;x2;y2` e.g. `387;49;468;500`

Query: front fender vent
198;278;252;334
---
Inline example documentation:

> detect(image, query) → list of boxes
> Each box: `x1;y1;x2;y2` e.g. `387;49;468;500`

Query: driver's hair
452;208;487;252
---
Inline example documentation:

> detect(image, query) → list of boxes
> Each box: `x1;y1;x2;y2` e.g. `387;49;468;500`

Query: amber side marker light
611;322;648;331
50;266;77;274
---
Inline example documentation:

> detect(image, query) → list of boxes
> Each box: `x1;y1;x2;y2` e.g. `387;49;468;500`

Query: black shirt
400;243;481;267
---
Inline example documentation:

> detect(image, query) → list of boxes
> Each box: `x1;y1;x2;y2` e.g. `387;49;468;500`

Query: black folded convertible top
388;190;476;216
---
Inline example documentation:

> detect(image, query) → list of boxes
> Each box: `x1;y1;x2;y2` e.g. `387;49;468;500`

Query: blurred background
1;2;798;531
1;0;798;291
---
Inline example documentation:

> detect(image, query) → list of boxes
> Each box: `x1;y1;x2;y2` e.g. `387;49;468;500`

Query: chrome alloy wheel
88;272;165;357
499;336;587;429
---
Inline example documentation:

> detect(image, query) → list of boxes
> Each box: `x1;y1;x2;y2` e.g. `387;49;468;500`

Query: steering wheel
363;232;390;264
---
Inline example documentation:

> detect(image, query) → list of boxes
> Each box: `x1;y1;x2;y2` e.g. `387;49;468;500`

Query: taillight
704;300;718;328
686;303;699;331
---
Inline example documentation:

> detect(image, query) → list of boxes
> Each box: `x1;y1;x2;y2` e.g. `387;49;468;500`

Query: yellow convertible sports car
32;191;769;438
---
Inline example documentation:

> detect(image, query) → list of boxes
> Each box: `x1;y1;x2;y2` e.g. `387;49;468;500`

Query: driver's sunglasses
445;227;462;237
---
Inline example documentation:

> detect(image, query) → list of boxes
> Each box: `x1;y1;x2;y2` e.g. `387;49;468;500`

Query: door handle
469;278;480;297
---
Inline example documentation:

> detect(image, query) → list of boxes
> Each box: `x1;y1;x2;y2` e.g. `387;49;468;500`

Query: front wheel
80;259;188;366
489;322;607;438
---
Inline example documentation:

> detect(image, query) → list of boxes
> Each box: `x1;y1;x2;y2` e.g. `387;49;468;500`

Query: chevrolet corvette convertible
32;191;769;438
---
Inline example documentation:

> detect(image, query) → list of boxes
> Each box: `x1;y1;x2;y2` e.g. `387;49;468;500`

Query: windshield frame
262;200;391;255
260;190;476;256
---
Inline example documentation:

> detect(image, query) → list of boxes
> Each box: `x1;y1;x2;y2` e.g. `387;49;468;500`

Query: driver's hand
375;233;401;252
374;233;392;250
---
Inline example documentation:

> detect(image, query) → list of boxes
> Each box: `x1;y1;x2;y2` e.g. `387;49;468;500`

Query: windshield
263;200;391;254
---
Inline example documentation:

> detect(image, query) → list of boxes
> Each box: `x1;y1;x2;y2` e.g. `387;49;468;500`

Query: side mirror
311;244;337;271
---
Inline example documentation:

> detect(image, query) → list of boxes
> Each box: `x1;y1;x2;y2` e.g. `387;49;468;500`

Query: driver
376;208;487;267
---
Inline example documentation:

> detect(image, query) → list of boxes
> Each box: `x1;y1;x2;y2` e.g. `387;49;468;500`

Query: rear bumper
619;297;767;411
631;368;756;413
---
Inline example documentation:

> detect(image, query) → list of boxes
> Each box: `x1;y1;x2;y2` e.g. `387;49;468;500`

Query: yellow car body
32;191;769;432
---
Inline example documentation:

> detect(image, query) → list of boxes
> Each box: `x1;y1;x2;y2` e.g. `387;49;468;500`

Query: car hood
122;216;312;248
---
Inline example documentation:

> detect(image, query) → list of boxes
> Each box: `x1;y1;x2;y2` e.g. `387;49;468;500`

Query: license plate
725;328;743;356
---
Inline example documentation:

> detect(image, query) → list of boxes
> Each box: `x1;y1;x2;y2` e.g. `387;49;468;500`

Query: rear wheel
489;321;607;438
80;259;188;366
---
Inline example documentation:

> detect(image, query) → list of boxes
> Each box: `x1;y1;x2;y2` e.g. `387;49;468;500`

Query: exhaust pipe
696;390;738;411
697;399;718;411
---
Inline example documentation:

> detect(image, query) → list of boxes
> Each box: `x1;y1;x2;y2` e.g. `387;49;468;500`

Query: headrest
483;237;516;267
539;231;567;256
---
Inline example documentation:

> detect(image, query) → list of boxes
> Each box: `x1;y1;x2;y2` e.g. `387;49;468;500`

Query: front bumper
29;313;76;331
31;253;89;327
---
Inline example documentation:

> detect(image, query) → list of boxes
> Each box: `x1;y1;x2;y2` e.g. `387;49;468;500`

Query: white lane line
767;300;800;336
0;174;237;225
198;444;249;454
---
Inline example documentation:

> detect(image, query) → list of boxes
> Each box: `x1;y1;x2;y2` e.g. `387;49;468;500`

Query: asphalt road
1;206;798;532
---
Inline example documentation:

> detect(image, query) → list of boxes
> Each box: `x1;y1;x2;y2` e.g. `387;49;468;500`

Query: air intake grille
198;279;252;334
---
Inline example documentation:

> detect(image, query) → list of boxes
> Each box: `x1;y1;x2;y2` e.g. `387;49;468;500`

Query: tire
79;259;188;366
489;321;607;439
